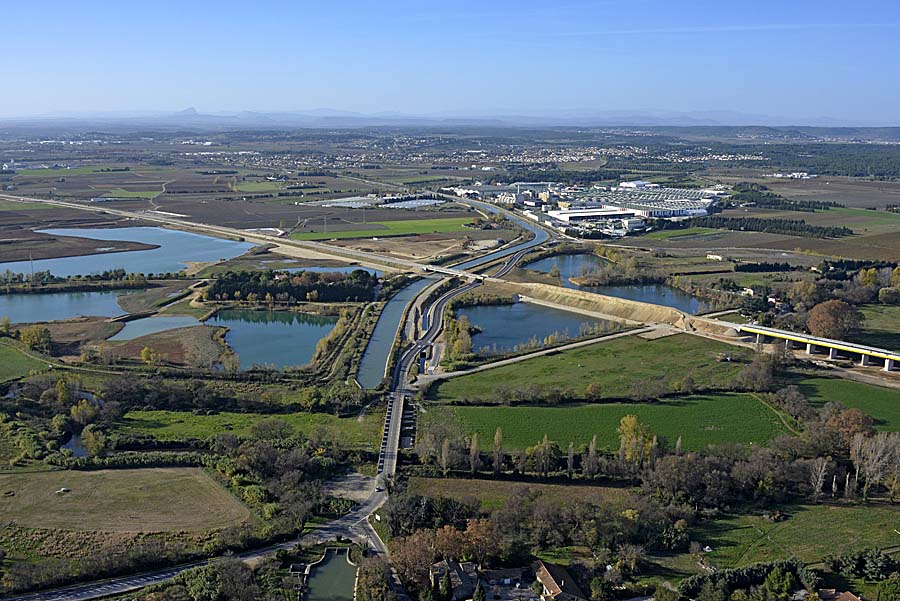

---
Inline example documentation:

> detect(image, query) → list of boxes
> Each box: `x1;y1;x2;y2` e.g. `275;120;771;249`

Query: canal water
356;277;436;388
207;309;338;370
525;253;709;314
0;290;137;323
305;548;357;601
0;227;254;277
457;302;608;355
356;202;551;388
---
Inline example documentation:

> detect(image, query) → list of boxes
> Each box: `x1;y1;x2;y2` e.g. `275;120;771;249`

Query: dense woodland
206;269;379;303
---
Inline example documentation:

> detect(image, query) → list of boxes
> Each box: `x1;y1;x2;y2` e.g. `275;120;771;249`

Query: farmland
116;409;385;448
0;468;250;532
437;392;788;451
428;334;751;404
852;304;900;352
407;476;632;511
290;217;474;240
0;342;47;382
798;376;900;431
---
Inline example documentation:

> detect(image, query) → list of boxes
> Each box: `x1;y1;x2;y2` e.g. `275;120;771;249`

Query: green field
798;377;900;430
694;503;900;568
430;334;750;403
640;227;718;240
852;304;900;351
101;188;161;198
290;217;473;240
236;181;285;193
651;502;900;585
0;200;55;211
0;342;46;382
117;409;384;448
407;476;631;511
441;392;787;451
0;468;250;532
16;166;106;176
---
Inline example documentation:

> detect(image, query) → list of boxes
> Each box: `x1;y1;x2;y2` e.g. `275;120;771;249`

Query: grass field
0;199;55;211
694;503;900;568
640;227;719;240
290;217;473;241
407;476;632;511
117;409;384;448
236;181;285;193
797;376;900;431
439;392;787;452
650;502;900;585
0;468;250;531
852;304;900;351
101;188;161;198
0;342;47;382
429;334;750;404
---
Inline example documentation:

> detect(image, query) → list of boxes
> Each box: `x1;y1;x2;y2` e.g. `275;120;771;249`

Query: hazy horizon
2;0;899;124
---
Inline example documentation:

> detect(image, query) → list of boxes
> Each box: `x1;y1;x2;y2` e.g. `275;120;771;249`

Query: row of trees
690;216;853;238
206;269;379;304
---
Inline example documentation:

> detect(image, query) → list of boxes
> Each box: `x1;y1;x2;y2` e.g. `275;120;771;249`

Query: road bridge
736;324;900;371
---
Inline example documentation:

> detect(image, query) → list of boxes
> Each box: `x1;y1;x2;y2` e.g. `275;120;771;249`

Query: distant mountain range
0;107;895;130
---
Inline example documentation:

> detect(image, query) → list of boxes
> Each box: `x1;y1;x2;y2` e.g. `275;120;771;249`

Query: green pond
305;548;356;601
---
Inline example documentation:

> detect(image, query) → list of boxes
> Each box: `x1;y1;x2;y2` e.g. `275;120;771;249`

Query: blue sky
2;0;899;123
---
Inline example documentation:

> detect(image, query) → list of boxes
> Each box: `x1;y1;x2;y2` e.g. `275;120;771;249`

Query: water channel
0;227;254;277
525;253;709;314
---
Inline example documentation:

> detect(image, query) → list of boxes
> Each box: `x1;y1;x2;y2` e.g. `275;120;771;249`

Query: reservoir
0;290;136;323
457;302;609;355
207;309;338;370
525;253;709;315
0;227;254;277
305;548;357;601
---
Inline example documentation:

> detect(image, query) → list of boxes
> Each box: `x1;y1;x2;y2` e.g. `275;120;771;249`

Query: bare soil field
0;468;251;532
107;325;225;368
44;317;124;355
329;230;510;262
765;177;900;209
